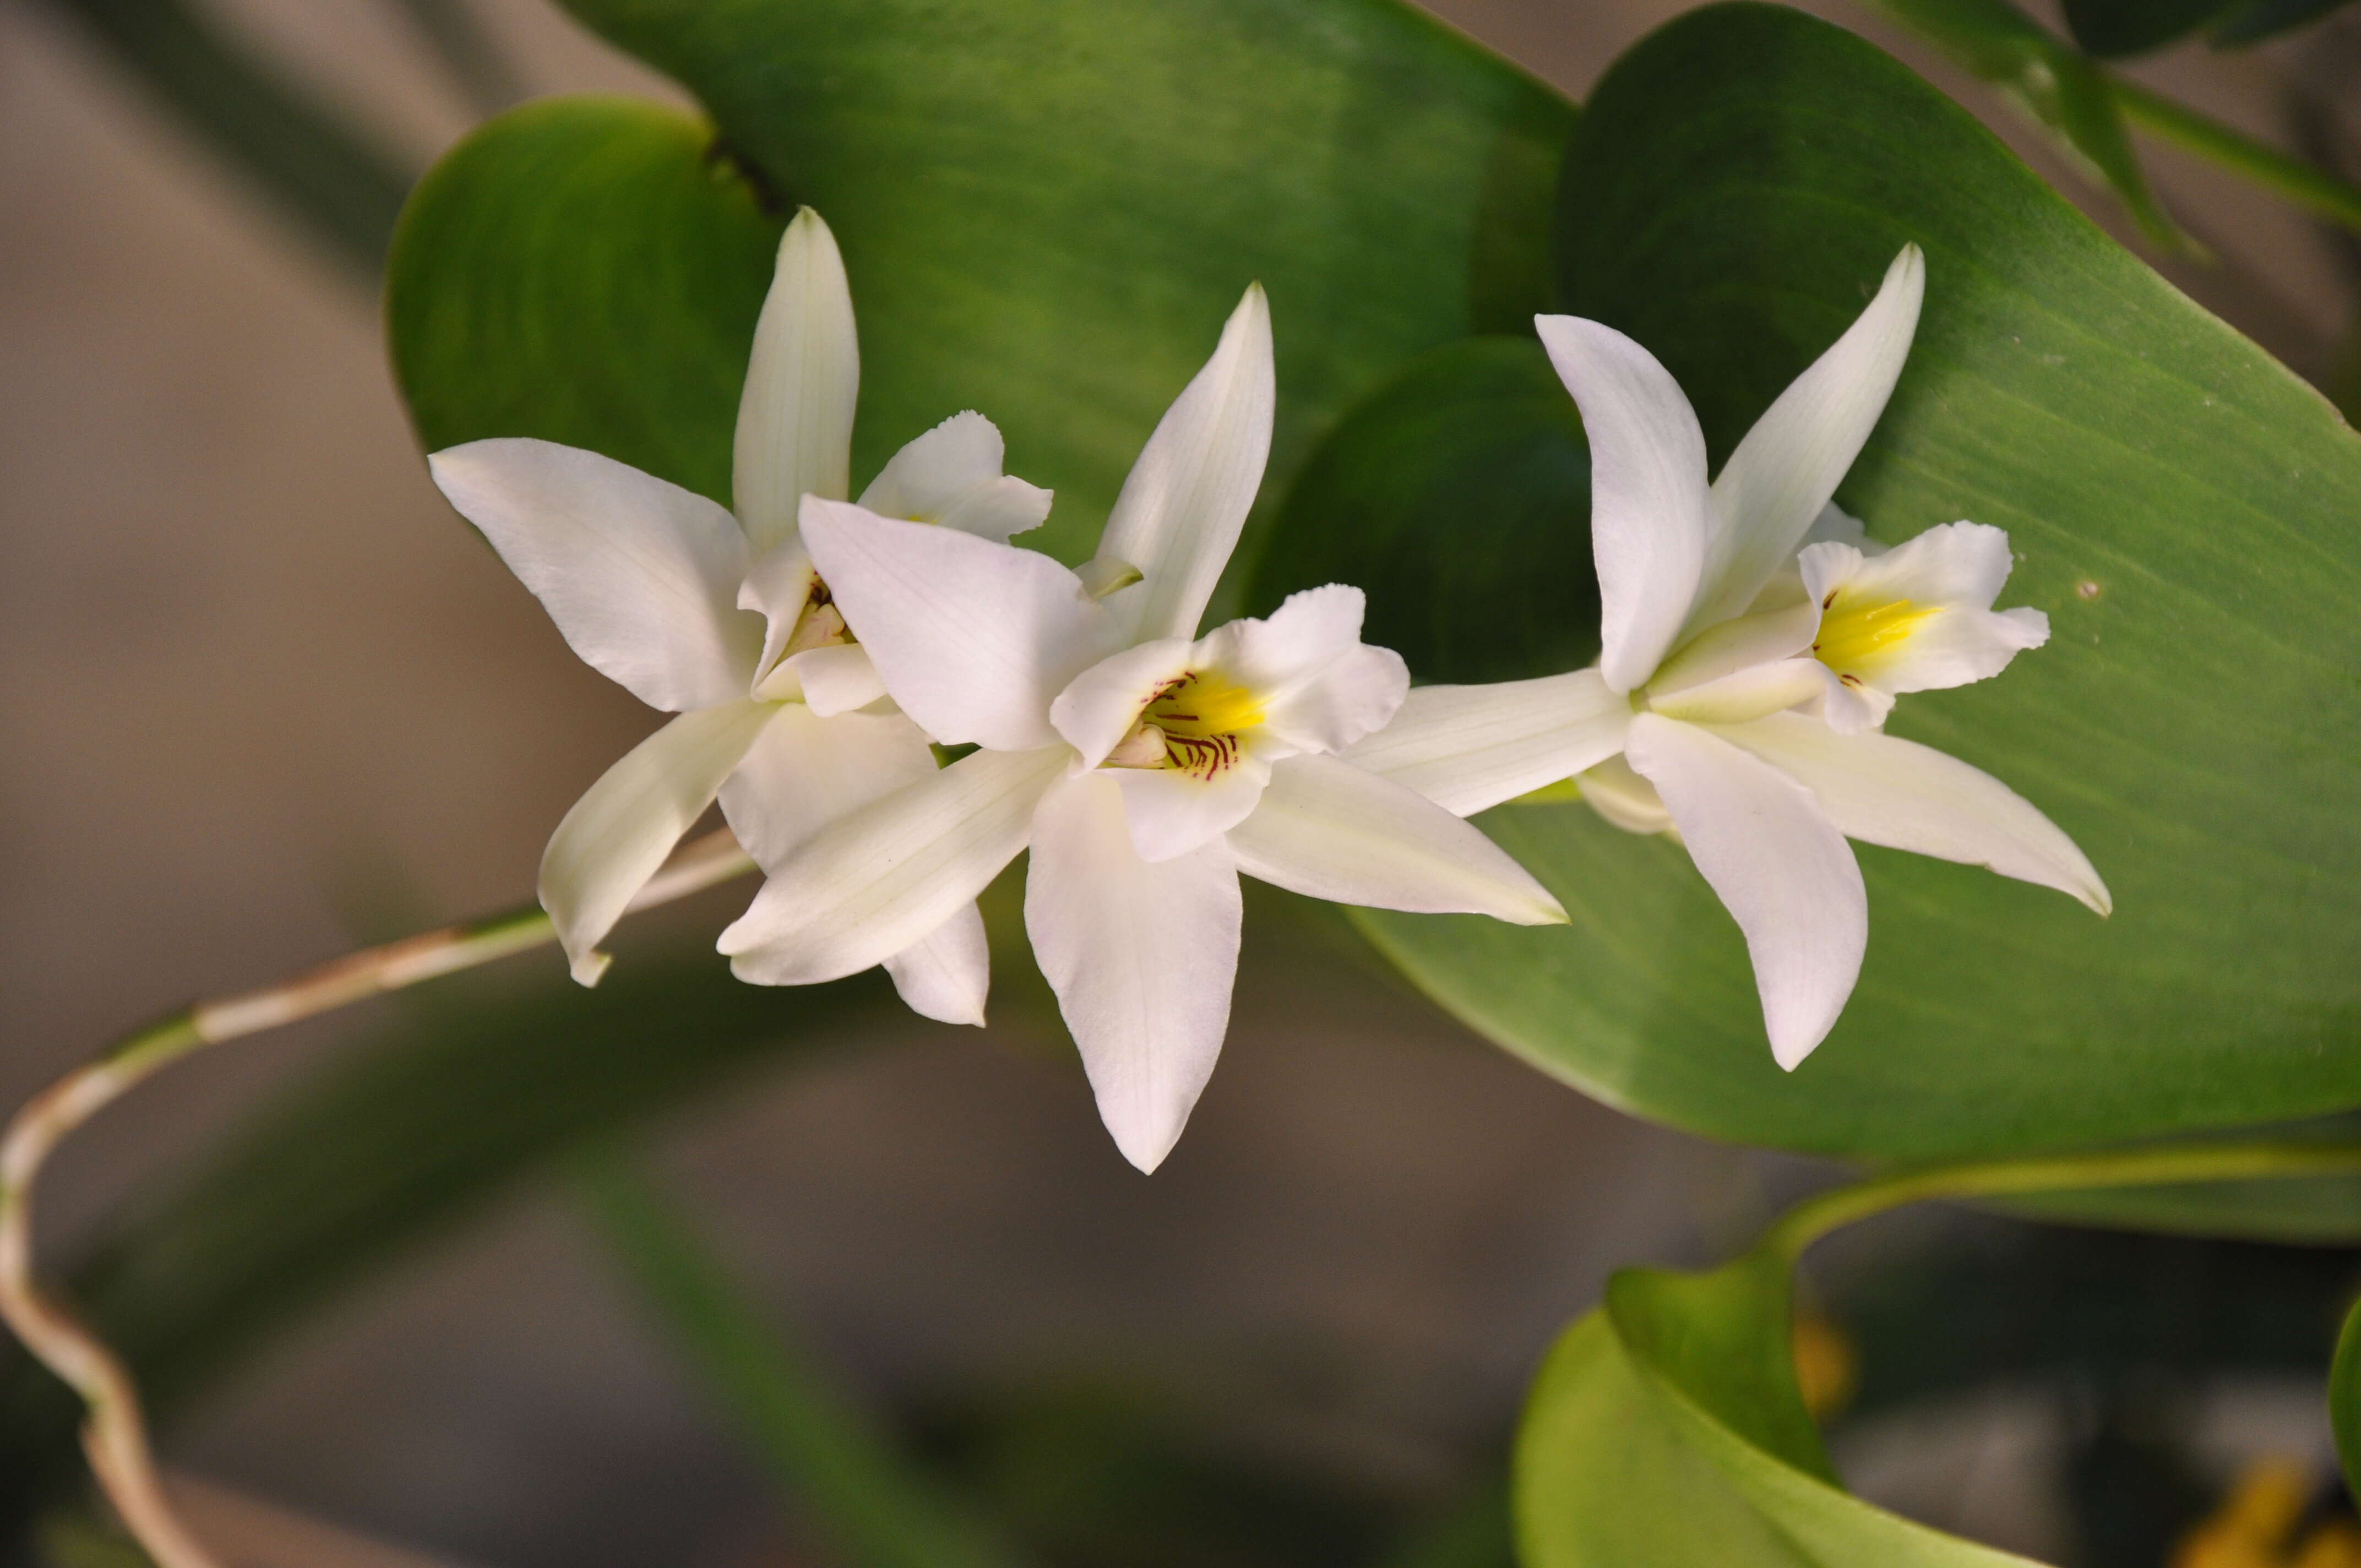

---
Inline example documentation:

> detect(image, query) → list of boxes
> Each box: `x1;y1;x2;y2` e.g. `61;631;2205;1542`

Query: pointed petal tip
569;949;613;988
1108;1116;1183;1174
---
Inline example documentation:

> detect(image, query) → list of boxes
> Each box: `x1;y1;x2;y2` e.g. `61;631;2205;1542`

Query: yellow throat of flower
1813;591;1934;683
1135;671;1265;778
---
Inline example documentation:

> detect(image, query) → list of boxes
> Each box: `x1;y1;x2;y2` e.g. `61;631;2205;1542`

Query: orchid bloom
1345;246;2108;1069
428;208;1049;1021
716;286;1568;1170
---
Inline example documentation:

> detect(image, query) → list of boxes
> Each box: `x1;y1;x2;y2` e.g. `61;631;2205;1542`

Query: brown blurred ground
1;2;2355;1565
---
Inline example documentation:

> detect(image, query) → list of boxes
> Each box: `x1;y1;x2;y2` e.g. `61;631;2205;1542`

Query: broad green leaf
389;96;785;509
1349;4;2361;1162
2333;1292;2361;1503
1249;337;1597;684
2061;0;2238;56
391;0;1574;575
1860;0;2182;245
0;940;925;1526
1516;1244;2037;1566
2215;0;2358;43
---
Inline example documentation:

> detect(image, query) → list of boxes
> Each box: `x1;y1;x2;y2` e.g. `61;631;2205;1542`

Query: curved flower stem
0;829;754;1568
1763;1139;2361;1264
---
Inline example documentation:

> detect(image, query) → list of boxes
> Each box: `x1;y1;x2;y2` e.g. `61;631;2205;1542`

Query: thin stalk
1763;1139;2361;1262
575;1157;1032;1568
2110;74;2361;237
0;830;752;1568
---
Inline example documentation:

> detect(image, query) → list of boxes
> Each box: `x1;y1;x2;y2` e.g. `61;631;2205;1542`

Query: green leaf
1516;1243;2036;1566
0;941;922;1526
389;96;786;509
575;1156;1034;1568
390;0;1573;576
2061;0;2239;57
1249;337;1597;684
1348;4;2361;1162
2332;1291;2361;1504
2215;0;2358;44
1859;0;2183;246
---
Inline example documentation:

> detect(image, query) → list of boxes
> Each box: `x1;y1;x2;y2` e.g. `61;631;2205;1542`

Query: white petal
1533;315;1710;693
715;701;937;869
542;700;779;986
1712;712;2109;915
1227;754;1567;925
1689;245;1924;631
1341;671;1631;818
739;539;820;693
1647;600;1821;698
883;903;992;1026
1025;771;1243;1172
1093;286;1275;644
1800;522;2049;697
1646;658;1834;726
735;208;859;554
1624;714;1865;1070
801;498;1117;750
1112;754;1274;862
1811;676;1896;736
1799;519;2015;612
431;439;759;711
1193;585;1408;754
857;410;1052;541
720;744;1067;984
1049;638;1194;770
785;643;889;716
1578;754;1674;835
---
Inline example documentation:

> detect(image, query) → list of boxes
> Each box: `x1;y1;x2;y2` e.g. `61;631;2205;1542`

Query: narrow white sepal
1713;712;2110;915
1690;244;1924;632
719;744;1067;985
715;703;938;870
1025;771;1242;1173
1533;314;1711;693
1227;754;1568;924
1624;714;1866;1070
542;700;779;986
1094;285;1275;645
430;439;760;712
1340;670;1631;818
735;208;859;555
800;498;1117;750
883;903;992;1026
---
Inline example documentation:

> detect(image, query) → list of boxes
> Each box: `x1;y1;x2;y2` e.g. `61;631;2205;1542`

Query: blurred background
4;2;2361;1565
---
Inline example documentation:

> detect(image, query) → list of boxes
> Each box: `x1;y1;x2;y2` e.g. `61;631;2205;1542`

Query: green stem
574;1156;1032;1568
0;830;752;1568
2110;74;2361;236
1764;1140;2361;1262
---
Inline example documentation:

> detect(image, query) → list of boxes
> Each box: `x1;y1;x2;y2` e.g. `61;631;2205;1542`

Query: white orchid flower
427;208;1049;1022
1345;246;2108;1069
715;286;1568;1170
